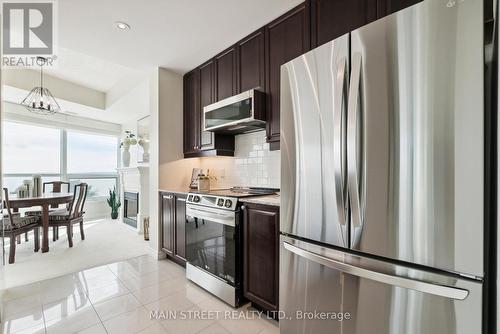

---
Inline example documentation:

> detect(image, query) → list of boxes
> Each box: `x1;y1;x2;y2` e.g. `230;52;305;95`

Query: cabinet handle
164;195;173;200
241;205;246;211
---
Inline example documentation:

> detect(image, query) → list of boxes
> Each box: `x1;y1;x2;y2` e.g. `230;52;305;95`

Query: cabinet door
377;0;422;18
174;195;187;262
161;193;174;255
243;203;280;311
199;60;215;150
311;0;377;48
215;47;237;101
237;29;265;93
183;70;200;155
265;3;310;147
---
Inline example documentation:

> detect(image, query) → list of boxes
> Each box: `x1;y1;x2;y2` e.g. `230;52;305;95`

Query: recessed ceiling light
115;21;131;30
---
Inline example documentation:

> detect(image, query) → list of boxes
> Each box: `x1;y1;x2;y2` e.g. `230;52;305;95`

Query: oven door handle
186;206;236;227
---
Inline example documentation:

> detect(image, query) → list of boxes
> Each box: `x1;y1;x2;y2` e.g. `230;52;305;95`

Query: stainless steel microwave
203;89;266;134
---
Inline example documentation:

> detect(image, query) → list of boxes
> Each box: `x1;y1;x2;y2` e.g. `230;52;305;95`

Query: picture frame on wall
137;115;150;163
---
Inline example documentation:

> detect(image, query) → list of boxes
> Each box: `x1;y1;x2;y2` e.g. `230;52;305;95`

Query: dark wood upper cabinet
215;47;237;100
199;60;215;150
377;0;422;18
185;0;425;153
183;70;200;155
183;61;235;158
237;29;266;93
265;3;311;147
311;0;377;48
243;203;280;312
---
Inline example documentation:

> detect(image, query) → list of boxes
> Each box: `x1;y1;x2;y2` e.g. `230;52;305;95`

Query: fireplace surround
117;166;149;233
123;191;139;228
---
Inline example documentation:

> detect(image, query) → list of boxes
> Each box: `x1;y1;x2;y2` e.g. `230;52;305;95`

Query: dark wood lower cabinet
160;192;187;266
174;195;187;262
242;203;280;312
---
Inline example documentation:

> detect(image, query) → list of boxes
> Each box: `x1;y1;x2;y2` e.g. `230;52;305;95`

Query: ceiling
3;0;302;123
57;0;302;79
44;47;146;94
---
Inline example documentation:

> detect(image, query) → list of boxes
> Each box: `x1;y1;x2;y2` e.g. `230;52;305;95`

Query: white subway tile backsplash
200;131;280;189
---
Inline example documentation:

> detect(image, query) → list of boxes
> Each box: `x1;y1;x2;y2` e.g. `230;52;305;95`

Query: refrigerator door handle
334;57;348;226
283;241;469;300
347;53;364;228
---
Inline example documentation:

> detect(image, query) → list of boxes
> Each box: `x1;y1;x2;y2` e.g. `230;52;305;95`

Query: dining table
6;192;74;252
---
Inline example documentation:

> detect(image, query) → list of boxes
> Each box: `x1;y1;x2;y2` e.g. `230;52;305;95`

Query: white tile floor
0;219;151;290
1;255;279;334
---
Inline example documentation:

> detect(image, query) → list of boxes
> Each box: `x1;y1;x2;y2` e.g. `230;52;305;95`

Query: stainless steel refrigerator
280;0;488;333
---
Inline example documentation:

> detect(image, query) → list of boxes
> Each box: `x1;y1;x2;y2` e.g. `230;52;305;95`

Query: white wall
149;69;161;258
109;79;150;125
109;79;151;168
3;102;121;135
3;68;106;110
150;67;195;258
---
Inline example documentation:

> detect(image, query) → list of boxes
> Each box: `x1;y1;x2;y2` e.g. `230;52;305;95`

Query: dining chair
48;183;88;247
2;188;41;264
25;181;71;241
43;181;71;194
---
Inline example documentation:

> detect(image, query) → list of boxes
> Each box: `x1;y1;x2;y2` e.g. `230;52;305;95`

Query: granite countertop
240;193;280;207
159;188;281;207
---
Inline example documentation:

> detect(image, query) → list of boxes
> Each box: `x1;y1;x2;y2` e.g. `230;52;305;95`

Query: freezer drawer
280;236;482;334
348;0;484;277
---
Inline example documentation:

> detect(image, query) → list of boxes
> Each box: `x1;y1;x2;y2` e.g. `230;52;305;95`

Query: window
69;178;117;198
2;121;119;199
3;122;60;174
3;176;60;194
67;131;118;173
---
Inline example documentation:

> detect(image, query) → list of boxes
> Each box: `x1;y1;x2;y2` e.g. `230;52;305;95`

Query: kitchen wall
158;130;280;190
200;131;280;189
157;68;201;191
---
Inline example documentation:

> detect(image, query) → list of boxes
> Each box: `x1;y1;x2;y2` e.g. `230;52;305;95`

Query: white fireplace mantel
117;166;149;233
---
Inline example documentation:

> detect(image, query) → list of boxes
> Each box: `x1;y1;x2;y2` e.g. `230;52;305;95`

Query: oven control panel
187;193;237;211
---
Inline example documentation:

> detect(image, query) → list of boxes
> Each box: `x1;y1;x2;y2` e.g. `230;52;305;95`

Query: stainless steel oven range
185;187;277;307
185;192;242;307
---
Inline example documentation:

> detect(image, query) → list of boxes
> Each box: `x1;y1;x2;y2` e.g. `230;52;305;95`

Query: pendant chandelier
20;57;61;115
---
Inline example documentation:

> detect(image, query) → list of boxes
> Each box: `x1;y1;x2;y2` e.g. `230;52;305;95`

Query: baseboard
147;246;166;260
0;288;5;325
